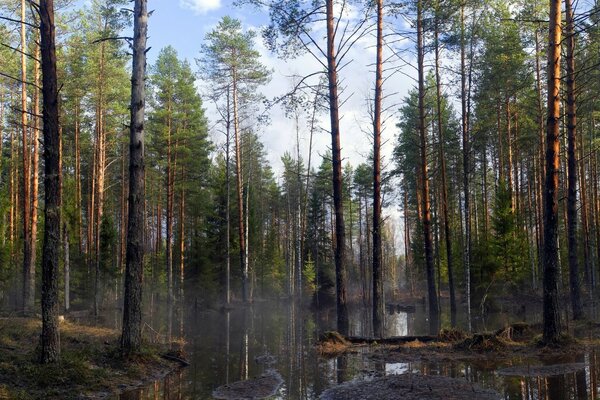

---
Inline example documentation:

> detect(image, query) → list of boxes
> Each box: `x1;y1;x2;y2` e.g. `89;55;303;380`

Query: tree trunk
22;0;33;313
64;223;70;311
30;39;41;295
166;102;174;339
326;0;349;335
75;103;83;254
534;26;545;288
460;2;472;332
232;73;248;302
178;186;185;341
120;140;127;277
418;0;439;335
372;0;384;339
121;0;147;355
225;95;231;305
93;37;107;316
565;0;583;320
542;0;563;344
434;5;456;327
39;0;61;363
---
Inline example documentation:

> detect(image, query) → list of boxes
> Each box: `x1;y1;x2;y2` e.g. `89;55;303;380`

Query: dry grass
0;317;179;399
318;331;351;356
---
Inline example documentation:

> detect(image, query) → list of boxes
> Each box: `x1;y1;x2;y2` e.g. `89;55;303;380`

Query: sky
144;0;417;243
141;0;415;184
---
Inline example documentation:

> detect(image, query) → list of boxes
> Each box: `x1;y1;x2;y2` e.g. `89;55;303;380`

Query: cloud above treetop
179;0;221;14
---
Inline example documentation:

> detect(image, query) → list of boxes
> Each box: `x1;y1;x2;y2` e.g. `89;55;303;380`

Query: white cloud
179;0;221;14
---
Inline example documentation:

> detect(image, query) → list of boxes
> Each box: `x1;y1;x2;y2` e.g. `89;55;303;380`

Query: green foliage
303;255;317;293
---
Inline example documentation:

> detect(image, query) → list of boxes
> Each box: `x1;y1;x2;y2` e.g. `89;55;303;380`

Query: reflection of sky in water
386;311;408;336
385;362;410;375
120;303;594;400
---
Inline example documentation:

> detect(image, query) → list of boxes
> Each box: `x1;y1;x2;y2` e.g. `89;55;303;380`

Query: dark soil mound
319;373;501;400
212;370;284;400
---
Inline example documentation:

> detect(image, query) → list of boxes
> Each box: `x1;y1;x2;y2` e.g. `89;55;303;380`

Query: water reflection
119;302;600;400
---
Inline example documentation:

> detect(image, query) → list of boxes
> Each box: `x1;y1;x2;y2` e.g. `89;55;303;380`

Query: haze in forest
1;0;600;398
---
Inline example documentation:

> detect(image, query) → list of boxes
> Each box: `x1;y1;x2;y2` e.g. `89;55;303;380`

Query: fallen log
344;335;439;344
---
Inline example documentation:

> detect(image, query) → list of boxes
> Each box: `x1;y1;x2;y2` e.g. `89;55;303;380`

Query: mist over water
110;300;598;399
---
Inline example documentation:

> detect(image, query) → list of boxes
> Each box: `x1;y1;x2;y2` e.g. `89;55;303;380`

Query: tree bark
542;0;563;344
39;0;61;363
460;2;471;332
326;0;349;335
232;73;248;302
30;39;41;298
434;3;456;327
225;93;231;305
372;0;384;339
565;0;583;320
75;103;83;254
121;0;147;355
22;0;33;313
418;0;439;335
64;223;70;311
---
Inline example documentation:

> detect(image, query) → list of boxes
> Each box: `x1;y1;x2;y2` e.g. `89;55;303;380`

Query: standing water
117;301;596;399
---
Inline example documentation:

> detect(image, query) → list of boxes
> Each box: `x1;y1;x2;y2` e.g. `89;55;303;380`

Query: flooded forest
1;0;600;398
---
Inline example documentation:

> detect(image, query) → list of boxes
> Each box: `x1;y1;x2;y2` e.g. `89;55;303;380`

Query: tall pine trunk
434;3;456;327
121;0;147;354
326;0;349;335
542;0;563;344
460;2;472;331
39;0;61;363
565;0;583;320
372;0;384;339
225;95;231;305
22;0;33;313
417;0;439;335
232;75;248;303
30;40;41;296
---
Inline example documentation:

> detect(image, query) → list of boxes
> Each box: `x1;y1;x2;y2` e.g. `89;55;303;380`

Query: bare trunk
166;104;174;338
418;0;439;335
434;6;456;327
64;224;70;311
232;75;248;302
542;0;563;344
372;0;384;338
22;0;33;313
121;0;147;354
326;0;348;335
75;103;83;254
460;2;471;332
178;185;185;345
39;0;61;363
225;98;231;305
565;0;583;320
120;140;127;276
30;40;41;294
93;36;107;316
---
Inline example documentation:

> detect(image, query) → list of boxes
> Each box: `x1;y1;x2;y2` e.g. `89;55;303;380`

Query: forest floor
0;317;184;399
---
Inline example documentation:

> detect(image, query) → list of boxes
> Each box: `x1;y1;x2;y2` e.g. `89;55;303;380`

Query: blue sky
147;0;258;65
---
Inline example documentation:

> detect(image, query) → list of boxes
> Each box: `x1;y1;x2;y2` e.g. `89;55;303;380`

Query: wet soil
319;373;502;400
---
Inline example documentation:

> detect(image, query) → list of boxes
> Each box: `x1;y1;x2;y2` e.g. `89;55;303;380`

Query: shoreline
0;317;184;399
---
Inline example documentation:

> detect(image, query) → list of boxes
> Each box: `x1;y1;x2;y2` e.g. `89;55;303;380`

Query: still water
117;301;598;399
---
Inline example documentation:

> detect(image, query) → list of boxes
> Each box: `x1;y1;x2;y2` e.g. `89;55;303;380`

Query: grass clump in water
318;331;350;356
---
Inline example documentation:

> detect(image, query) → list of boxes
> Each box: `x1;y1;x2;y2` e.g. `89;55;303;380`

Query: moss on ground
0;317;180;399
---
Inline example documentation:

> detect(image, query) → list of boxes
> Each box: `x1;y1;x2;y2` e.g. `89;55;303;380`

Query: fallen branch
161;353;190;366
